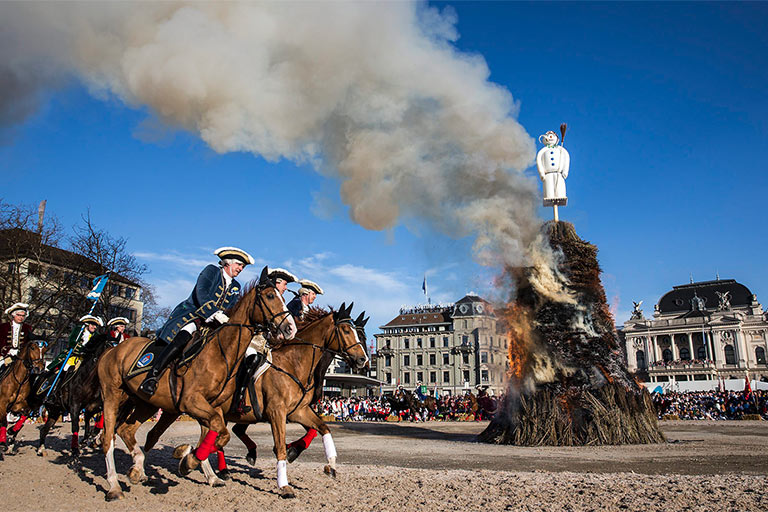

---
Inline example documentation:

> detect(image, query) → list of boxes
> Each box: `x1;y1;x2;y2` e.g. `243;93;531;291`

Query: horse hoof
279;485;296;499
323;465;337;479
0;443;7;453
218;468;231;481
67;457;81;470
178;452;200;476
105;489;124;501
37;448;46;457
128;467;147;484
246;449;257;466
286;446;300;463
7;443;18;456
208;476;226;487
172;444;191;460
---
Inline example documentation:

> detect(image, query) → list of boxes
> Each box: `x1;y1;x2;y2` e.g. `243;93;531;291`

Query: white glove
206;310;229;324
8;348;18;357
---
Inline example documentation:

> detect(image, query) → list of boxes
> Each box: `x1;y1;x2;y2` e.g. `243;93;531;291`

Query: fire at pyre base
479;221;664;446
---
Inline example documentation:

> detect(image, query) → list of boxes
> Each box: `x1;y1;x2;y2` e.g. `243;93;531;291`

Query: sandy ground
1;419;766;511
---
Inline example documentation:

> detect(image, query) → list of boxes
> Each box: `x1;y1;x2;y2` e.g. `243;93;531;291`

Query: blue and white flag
422;274;428;297
87;274;110;301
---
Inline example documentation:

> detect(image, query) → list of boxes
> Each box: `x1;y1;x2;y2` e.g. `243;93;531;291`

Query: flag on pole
422;274;428;296
86;274;109;301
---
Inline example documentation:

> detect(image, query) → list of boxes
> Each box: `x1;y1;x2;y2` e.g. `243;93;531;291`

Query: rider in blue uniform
138;246;255;396
286;279;323;321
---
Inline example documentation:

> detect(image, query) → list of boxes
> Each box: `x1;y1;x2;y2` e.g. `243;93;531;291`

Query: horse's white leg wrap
322;433;337;466
200;458;218;484
130;444;146;478
105;441;119;491
276;459;288;488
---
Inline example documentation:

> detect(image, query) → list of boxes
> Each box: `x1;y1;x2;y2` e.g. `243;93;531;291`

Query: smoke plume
0;2;543;268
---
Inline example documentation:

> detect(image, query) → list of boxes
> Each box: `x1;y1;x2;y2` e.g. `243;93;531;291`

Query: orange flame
504;303;535;382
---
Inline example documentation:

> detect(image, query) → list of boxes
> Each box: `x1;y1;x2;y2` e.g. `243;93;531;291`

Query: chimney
37;200;46;233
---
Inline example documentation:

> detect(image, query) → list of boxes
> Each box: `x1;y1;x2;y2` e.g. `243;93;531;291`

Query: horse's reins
267;315;364;417
2;343;46;408
172;281;289;407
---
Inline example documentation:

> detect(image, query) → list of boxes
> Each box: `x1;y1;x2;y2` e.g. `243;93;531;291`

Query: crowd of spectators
314;393;496;422
652;389;768;420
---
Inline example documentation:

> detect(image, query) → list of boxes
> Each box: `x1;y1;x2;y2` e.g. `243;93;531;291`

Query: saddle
126;330;210;379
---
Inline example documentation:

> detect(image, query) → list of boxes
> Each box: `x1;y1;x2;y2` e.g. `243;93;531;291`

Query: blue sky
1;2;767;337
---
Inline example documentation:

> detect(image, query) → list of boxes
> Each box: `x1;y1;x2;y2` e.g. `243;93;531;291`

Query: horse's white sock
276;459;288;488
322;433;337;460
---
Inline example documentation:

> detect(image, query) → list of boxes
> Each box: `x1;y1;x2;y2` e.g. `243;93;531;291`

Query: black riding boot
138;330;191;396
234;353;263;414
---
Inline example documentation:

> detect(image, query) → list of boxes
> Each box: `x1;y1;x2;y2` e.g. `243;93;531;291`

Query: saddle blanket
126;336;208;379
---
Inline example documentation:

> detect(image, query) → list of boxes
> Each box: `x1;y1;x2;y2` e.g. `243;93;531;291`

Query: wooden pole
553;205;559;222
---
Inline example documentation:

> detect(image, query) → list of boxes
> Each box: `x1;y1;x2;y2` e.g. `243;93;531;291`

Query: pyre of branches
480;221;664;446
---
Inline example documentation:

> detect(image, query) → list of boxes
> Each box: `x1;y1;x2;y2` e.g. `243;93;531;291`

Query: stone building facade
623;279;768;383
374;294;508;395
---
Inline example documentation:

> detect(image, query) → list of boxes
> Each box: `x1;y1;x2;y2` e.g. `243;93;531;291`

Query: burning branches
480;221;664;446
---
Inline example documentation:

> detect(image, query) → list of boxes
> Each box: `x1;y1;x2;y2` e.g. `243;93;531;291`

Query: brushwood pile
479;221;664;445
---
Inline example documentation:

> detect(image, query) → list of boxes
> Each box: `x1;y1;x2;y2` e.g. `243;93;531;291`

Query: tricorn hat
298;279;324;295
268;267;298;284
4;302;28;316
79;314;104;327
107;317;130;327
214;247;255;265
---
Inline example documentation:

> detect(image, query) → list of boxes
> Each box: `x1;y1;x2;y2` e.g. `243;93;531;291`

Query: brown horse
97;267;296;501
0;340;48;457
144;303;368;498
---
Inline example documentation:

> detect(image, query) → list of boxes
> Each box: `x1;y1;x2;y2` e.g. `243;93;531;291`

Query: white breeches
182;323;198;334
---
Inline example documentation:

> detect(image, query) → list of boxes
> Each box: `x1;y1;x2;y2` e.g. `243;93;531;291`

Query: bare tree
0;200;150;344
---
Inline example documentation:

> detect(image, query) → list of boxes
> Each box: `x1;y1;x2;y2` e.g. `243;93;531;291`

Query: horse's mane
225;278;261;316
80;333;114;358
298;306;332;330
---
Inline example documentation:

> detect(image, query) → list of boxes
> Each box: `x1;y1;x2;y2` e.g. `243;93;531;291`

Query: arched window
697;346;707;359
756;347;766;365
724;345;736;365
679;347;691;361
636;350;646;369
662;348;673;362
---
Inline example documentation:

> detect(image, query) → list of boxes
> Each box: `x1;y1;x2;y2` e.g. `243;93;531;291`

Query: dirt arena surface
1;419;766;511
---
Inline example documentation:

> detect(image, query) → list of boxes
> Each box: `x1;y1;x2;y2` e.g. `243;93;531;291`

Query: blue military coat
156;264;242;343
286;295;305;320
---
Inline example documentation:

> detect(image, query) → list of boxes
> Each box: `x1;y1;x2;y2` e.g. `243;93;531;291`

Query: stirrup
236;395;251;414
138;376;158;396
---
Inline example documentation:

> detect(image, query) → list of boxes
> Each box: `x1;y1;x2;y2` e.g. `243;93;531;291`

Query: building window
417;371;423;382
443;337;449;347
463;369;470;382
403;355;410;367
443;371;450;383
697;346;707;359
462;353;469;364
403;372;411;384
386;339;391;348
481;369;489;382
417;337;422;348
480;352;488;364
385;373;391;384
756;347;766;365
27;263;40;276
636;351;646;369
724;345;736;365
679;347;690;361
442;353;449;364
429;371;437;383
404;338;410;349
385;355;391;367
429;337;436;348
429;354;436;365
662;349;672;362
125;288;136;300
417;354;423;366
462;335;469;345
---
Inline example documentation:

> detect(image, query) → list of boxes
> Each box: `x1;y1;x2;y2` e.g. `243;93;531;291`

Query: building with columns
623;279;768;384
